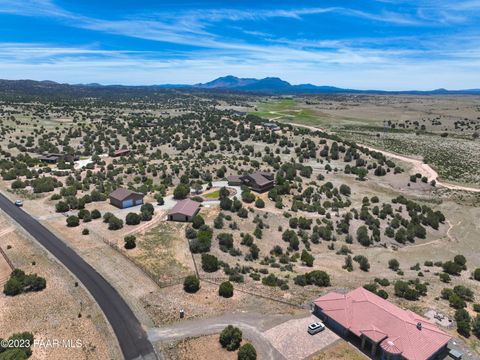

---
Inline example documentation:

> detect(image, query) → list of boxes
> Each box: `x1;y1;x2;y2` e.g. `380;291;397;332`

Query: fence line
188;244;304;309
0;245;14;271
88;228;191;289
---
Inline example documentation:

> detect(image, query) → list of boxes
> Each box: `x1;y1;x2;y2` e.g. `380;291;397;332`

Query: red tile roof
314;288;451;360
168;199;200;217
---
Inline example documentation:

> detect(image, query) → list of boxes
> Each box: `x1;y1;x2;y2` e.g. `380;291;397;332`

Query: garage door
122;199;134;208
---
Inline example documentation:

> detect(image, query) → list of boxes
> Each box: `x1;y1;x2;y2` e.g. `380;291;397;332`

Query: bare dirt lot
0;212;121;360
161;334;247;360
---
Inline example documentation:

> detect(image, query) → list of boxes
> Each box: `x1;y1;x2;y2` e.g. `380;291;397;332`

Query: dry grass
0;213;120;360
162;334;239;360
309;341;368;360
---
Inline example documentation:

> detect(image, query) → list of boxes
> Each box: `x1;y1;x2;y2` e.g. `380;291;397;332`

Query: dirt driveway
263;315;340;360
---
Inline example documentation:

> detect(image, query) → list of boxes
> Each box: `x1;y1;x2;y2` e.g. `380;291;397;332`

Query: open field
248;96;480;186
0;212;120;360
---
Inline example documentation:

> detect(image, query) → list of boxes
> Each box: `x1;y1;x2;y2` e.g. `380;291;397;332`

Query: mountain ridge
0;77;479;95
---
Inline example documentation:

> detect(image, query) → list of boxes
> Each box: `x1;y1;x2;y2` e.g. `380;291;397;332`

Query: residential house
313;288;451;360
38;152;79;164
168;199;200;222
113;149;131;157
239;171;275;192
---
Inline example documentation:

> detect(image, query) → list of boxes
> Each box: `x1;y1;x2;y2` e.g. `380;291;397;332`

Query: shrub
473;314;480;338
473;268;480;281
454;255;467;268
190;228;212;253
0;332;34;359
108;215;123;230
238;343;257;360
394;280;419;301
3;269;46;296
219;325;242;351
201;254;219;272
192;215;205;229
453;285;474;302
388;259;400;271
140;203;154;216
455;309;471;337
255;198;265;208
219;281;234;298
218;233;234;251
124;235;136;249
449;294;467;309
353;255;370;272
442;261;463;275
91;209;101;219
173;183;190;199
55;201;69;213
126;212;141;225
82;228;89;235
294;270;330;287
301;250;314;267
356;226;371;246
183;275;200;293
439;273;451;283
66;215;79;227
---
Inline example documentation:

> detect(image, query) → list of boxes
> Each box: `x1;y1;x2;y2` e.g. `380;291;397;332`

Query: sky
0;0;480;90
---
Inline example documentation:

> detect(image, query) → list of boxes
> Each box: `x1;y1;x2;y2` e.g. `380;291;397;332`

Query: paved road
148;312;291;360
0;192;158;360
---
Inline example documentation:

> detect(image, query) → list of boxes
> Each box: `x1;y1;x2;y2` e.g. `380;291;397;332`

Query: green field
203;190;220;199
250;99;320;124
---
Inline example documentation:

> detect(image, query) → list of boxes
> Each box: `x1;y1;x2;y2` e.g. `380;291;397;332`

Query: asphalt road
0;193;157;360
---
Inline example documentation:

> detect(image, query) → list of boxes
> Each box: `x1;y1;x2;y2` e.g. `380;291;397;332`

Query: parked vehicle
14;200;23;207
308;322;325;335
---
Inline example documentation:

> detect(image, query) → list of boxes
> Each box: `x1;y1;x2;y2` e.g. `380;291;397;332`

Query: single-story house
227;175;243;186
109;188;144;209
263;122;281;131
240;171;275;193
168;199;200;222
313;288;451;360
38;153;79;164
113;149;130;157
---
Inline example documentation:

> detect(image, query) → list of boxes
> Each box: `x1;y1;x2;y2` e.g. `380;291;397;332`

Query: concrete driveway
263;315;340;360
148;312;290;360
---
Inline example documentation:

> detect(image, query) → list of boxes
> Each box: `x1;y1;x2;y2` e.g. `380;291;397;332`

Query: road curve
291;123;480;193
0;192;158;360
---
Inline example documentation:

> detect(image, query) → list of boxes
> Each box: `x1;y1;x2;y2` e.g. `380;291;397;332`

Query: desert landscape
0;86;479;359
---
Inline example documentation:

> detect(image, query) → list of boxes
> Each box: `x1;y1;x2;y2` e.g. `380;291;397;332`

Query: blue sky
0;0;480;89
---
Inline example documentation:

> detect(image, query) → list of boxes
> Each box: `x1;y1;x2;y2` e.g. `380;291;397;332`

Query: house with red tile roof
313;288;451;360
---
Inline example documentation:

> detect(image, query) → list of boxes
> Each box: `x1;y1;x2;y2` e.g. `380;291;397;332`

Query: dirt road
291;123;480;193
148;312;307;360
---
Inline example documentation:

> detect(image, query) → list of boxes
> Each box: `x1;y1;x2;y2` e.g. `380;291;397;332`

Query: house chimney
417;322;422;330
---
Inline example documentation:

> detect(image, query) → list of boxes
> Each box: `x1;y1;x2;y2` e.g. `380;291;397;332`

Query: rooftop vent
417;322;422;330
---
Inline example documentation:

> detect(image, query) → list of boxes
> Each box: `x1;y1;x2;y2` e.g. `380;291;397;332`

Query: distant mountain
193;75;480;94
0;77;479;96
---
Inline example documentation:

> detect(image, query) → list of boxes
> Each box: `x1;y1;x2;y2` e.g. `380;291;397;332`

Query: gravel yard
263;315;340;360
